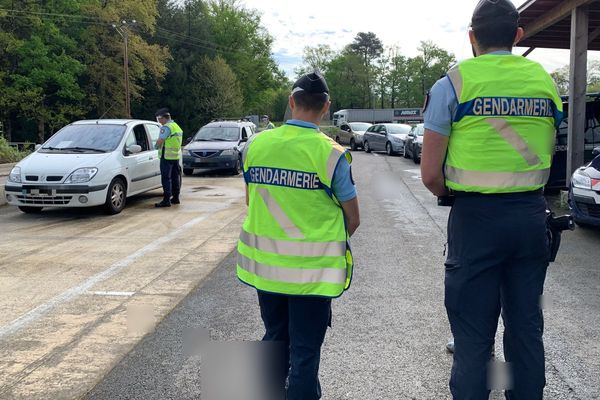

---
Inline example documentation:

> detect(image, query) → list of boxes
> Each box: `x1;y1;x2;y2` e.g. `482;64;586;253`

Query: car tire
403;146;410;159
231;157;242;175
364;140;371;153
386;142;394;156
183;168;194;176
104;177;126;215
18;206;43;214
350;138;357;151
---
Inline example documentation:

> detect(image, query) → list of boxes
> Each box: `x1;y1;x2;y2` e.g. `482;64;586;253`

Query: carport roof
517;0;600;50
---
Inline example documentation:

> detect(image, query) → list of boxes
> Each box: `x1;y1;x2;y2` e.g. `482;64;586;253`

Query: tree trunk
37;118;45;144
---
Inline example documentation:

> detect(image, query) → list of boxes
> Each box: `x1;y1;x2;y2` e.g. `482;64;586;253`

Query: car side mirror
593;146;600;157
127;144;142;154
239;137;248;143
184;137;192;145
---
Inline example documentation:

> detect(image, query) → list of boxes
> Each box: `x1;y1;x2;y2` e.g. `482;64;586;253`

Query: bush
0;137;31;163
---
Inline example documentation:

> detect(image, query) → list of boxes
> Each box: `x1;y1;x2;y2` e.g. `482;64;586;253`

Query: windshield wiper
59;147;106;153
208;138;234;141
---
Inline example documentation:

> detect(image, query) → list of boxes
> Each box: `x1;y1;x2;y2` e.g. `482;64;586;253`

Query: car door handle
149;156;154;160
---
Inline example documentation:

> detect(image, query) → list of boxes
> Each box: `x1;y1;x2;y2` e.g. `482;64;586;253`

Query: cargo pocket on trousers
444;258;464;314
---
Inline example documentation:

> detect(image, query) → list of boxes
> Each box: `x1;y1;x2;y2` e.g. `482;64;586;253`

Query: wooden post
567;6;588;181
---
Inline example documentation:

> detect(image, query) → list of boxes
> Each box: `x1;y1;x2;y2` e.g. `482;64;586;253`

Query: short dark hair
473;21;518;50
292;91;328;113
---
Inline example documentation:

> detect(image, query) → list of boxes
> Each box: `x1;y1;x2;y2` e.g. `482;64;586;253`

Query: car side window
133;124;150;152
341;124;350;132
145;124;161;149
367;125;377;133
241;127;248;140
378;126;387;134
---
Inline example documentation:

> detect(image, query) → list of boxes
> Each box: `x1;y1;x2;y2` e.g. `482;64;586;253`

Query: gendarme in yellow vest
237;124;353;298
160;121;183;160
445;54;563;193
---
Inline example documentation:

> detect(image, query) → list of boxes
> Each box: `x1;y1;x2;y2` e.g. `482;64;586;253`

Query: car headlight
182;149;191;156
221;149;236;156
8;166;21;183
572;169;591;189
65;168;98;184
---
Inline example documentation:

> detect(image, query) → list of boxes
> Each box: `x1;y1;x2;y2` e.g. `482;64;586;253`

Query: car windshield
387;124;412;135
350;123;372;131
41;124;126;152
193;127;239;141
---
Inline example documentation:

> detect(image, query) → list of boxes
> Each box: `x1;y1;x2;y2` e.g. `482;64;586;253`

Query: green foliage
552;61;600;95
0;136;29;163
0;0;286;144
307;37;455;111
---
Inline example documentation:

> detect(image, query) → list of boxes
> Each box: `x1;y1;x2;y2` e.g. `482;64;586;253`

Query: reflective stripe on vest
237;124;352;298
444;54;563;194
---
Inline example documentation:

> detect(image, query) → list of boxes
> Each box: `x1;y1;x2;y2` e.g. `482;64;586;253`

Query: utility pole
113;20;136;118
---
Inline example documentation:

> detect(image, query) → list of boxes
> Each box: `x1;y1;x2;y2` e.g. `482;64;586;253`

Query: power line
0;8;107;23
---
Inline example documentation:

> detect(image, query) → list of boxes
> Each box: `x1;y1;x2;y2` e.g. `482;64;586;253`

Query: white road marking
0;213;214;340
88;291;135;297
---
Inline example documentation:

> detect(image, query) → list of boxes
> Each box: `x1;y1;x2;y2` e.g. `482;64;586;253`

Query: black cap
471;0;519;30
155;108;170;118
292;71;329;95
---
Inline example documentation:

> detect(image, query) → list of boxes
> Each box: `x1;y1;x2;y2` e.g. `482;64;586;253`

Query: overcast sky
238;0;598;78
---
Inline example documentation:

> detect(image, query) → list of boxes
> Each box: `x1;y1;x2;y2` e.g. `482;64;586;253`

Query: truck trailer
332;108;423;126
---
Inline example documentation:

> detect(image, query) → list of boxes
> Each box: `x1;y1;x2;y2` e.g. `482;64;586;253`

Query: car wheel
403;146;410;159
104;177;126;215
231;157;242;175
350;138;357;151
183;168;194;176
386;142;394;156
413;146;421;164
364;140;371;153
18;206;43;214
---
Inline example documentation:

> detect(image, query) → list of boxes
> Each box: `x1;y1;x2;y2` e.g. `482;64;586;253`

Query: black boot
171;196;180;205
155;199;171;208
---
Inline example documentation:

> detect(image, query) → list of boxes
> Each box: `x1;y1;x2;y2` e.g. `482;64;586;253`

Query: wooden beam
589;24;600;43
567;6;589;181
522;47;536;57
520;0;594;41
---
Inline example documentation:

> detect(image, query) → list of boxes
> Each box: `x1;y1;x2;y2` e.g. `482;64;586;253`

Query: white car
4;119;165;214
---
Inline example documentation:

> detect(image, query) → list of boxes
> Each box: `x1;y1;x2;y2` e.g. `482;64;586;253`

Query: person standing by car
420;1;563;399
262;115;275;130
237;71;360;400
154;108;183;208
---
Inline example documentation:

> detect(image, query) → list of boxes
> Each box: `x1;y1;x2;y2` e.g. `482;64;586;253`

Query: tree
295;44;334;76
349;32;384;108
325;50;370;111
550;61;600;95
409;41;455;106
189;55;243;126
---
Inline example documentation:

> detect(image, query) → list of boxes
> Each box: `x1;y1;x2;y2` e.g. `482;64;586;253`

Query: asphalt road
85;150;600;400
0;173;246;399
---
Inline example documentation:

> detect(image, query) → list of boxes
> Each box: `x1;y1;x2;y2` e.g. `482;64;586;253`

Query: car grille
46;176;63;182
25;175;39;181
576;202;600;218
17;195;73;205
192;150;221;158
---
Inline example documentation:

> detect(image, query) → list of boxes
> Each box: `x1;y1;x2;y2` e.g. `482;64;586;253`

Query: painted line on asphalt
0;213;213;340
89;291;136;297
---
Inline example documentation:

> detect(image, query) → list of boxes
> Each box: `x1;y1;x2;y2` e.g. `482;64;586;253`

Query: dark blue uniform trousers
445;192;549;400
257;290;331;400
160;158;181;202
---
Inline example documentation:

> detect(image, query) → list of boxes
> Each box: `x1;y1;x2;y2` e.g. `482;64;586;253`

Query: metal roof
517;0;600;50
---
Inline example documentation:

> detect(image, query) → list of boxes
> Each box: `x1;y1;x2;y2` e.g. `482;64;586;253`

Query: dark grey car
182;121;255;175
362;123;412;155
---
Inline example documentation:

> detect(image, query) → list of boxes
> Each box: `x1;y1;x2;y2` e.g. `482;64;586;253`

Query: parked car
404;123;424;163
182;120;255;175
362;123;412;155
331;122;372;150
568;146;600;227
4;119;165;214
